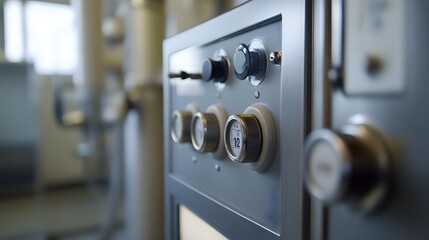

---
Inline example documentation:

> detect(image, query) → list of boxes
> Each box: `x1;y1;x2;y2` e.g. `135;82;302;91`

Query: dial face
307;140;342;199
192;116;205;148
234;49;247;75
228;119;244;158
172;114;183;140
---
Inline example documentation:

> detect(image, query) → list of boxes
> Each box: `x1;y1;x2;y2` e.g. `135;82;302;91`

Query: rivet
254;91;260;99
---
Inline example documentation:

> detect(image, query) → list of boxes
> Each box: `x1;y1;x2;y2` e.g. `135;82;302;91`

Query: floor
0;186;123;240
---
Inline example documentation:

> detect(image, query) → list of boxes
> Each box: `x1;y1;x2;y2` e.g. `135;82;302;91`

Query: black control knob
233;43;266;82
201;57;228;83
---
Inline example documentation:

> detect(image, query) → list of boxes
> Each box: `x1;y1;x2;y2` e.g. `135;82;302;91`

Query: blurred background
0;0;246;239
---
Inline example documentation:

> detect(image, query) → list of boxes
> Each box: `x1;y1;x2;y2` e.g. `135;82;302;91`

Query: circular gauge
228;118;244;158
170;111;193;143
191;112;219;152
224;114;261;163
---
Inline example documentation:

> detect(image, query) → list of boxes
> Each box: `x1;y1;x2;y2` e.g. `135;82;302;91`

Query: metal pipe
123;1;165;239
124;87;164;240
99;122;124;240
124;0;164;88
72;0;105;159
73;0;104;107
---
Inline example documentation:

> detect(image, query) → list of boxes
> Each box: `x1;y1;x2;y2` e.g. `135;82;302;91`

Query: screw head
215;164;220;171
269;51;282;65
254;91;260;99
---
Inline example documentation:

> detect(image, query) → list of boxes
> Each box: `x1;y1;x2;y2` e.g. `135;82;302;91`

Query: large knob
233;41;266;85
170;111;193;143
201;57;228;83
191;112;219;153
190;105;228;158
224;114;261;163
171;104;200;144
304;122;391;213
224;104;276;172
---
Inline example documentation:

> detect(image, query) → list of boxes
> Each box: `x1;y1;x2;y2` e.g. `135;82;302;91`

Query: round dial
224;114;261;163
191;112;219;152
304;122;392;213
192;116;205;147
306;139;344;201
228;119;244;158
170;111;193;143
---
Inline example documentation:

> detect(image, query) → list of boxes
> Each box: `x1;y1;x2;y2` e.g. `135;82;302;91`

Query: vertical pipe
124;88;163;240
99;122;124;240
73;0;105;159
124;0;164;88
123;1;164;239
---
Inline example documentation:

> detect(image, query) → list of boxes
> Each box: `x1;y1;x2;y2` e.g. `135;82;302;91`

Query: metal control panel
169;19;282;231
164;1;307;239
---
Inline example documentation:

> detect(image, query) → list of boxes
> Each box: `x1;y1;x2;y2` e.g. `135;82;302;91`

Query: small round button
191;112;219;152
304;122;392;213
171;111;193;143
201;57;228;83
233;40;267;86
233;44;251;80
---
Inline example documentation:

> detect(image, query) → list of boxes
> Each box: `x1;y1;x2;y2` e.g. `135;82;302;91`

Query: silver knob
224;114;262;163
224;104;276;172
304;122;391;213
191;112;219;152
170;111;193;143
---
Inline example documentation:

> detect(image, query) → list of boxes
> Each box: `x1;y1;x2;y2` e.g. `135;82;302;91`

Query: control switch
224;104;276;172
225;115;261;163
190;105;228;159
171;111;193;143
201;57;228;83
233;40;267;86
304;120;392;213
191;112;219;152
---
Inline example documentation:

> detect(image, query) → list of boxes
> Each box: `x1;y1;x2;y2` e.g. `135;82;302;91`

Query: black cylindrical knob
233;44;251;80
201;57;228;83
